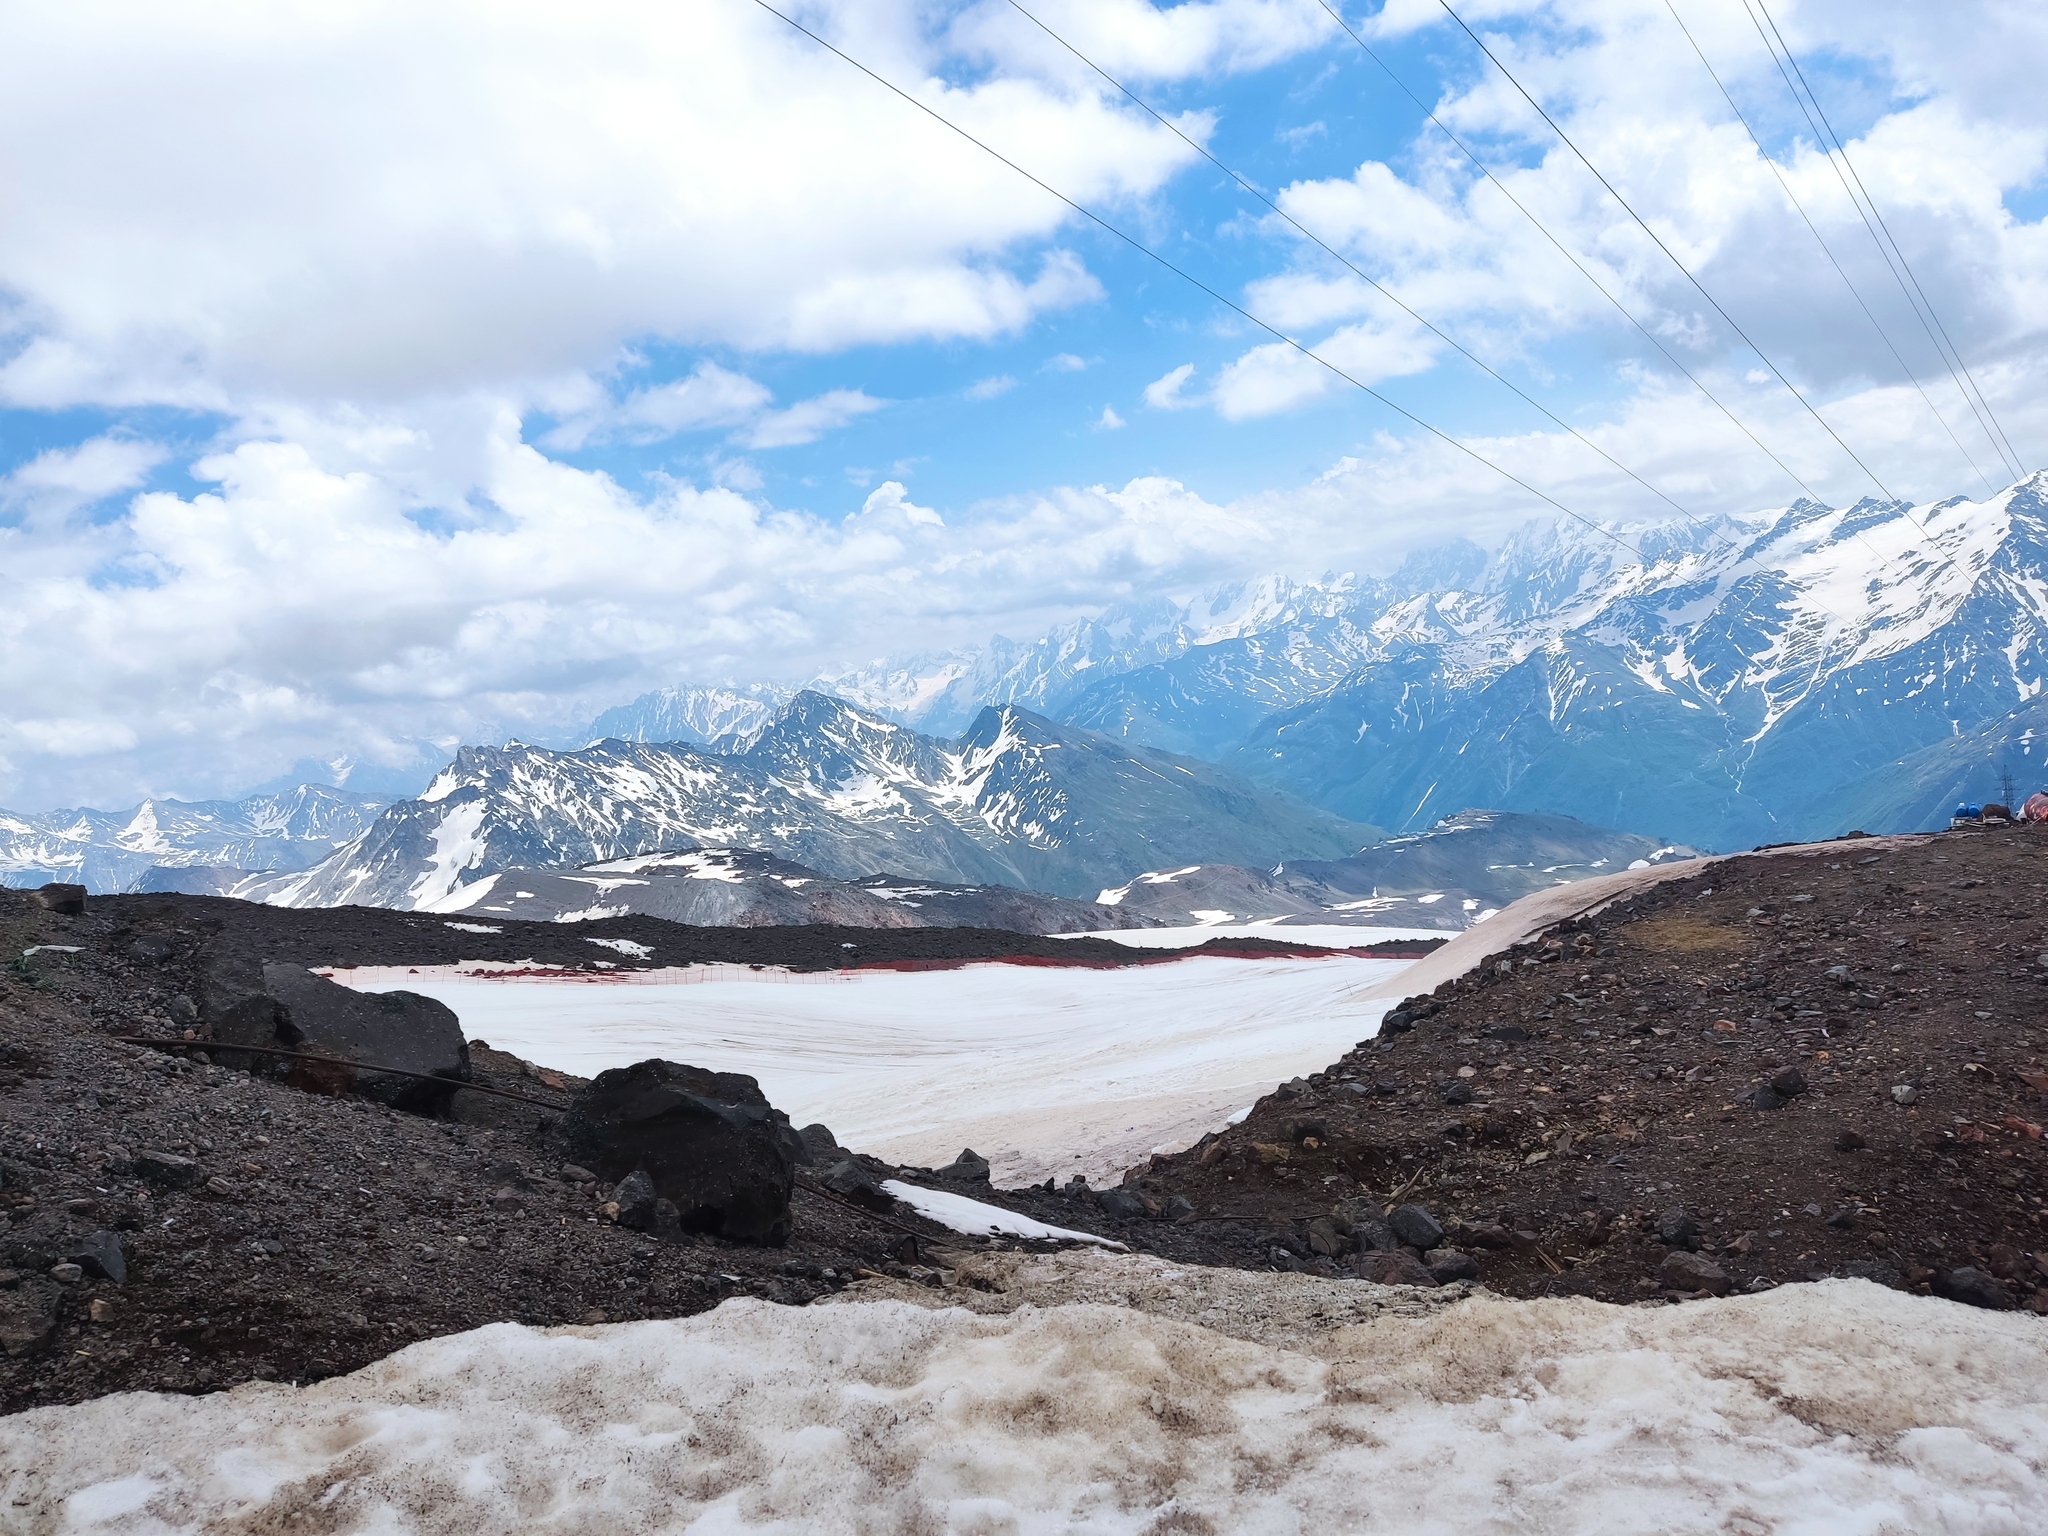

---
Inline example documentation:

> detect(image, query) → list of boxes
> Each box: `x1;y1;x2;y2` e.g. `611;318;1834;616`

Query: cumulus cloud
966;374;1018;400
0;2;1193;410
1095;406;1127;430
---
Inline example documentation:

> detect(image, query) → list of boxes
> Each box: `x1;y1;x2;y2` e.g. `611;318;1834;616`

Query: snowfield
8;1264;2044;1534
333;954;1409;1184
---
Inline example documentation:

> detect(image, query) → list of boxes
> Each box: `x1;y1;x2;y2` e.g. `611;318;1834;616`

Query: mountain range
591;473;2048;851
0;785;393;894
412;848;1149;934
192;694;1374;910
1097;809;1696;930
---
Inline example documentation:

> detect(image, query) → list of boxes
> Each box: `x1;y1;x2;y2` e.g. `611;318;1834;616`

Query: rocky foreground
4;829;2046;1418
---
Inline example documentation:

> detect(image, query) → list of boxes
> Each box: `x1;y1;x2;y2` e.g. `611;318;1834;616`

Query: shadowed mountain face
412;848;1152;934
209;694;1377;910
1097;810;1700;931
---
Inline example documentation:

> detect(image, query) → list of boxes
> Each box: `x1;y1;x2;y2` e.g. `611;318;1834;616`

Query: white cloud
967;374;1018;400
1044;353;1090;372
1143;363;1200;410
0;435;167;531
1211;322;1438;420
0;2;1202;410
856;481;945;527
543;363;773;450
1096;406;1127;430
741;390;889;449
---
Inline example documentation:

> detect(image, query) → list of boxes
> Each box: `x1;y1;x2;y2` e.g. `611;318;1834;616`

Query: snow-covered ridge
0;783;395;895
229;694;1372;911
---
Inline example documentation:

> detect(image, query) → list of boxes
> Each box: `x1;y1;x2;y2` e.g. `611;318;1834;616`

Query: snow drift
7;1265;2043;1533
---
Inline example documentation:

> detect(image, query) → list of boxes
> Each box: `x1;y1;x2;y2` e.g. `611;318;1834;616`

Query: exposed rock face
201;960;469;1109
564;1061;806;1246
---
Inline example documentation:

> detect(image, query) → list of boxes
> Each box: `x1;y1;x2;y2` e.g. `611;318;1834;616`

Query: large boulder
205;961;469;1110
563;1060;806;1246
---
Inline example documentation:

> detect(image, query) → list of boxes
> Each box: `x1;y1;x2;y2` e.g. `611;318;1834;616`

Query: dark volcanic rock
819;1159;895;1213
35;884;86;916
612;1170;658;1232
0;1278;64;1358
1096;1189;1150;1220
258;965;469;1108
797;1124;842;1165
564;1060;805;1245
1659;1250;1731;1295
1388;1204;1445;1250
1935;1267;2011;1311
134;1150;200;1190
65;1232;126;1285
1358;1250;1437;1286
1425;1248;1479;1282
935;1149;992;1184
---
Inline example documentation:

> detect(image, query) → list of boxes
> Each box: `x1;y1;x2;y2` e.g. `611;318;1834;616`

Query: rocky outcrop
200;960;469;1110
564;1060;806;1245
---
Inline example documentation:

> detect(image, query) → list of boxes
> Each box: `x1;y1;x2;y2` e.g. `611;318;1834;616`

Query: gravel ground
1122;827;2048;1307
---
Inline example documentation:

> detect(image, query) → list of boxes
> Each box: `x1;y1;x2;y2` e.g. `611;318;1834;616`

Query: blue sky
2;0;2045;808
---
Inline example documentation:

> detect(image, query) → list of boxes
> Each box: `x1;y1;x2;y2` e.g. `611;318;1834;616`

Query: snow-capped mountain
411;848;1151;934
716;473;2048;851
237;694;1374;910
1097;810;1698;931
0;785;395;894
579;684;788;750
1232;475;2048;848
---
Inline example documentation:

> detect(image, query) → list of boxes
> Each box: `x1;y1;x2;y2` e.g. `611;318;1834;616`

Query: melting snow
585;938;653;959
881;1183;1127;1249
441;922;501;935
9;1277;2042;1533
339;955;1410;1185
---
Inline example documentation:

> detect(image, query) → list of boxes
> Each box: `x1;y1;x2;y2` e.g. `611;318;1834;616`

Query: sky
2;0;2045;810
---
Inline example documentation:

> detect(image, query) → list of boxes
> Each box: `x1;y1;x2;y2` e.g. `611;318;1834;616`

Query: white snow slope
334;953;1407;1184
7;1271;2043;1534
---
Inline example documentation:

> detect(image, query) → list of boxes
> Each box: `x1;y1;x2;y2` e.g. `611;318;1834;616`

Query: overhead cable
1748;0;2027;480
1309;0;1829;505
1433;0;1904;505
1003;0;1754;566
1663;0;1997;495
745;0;1654;569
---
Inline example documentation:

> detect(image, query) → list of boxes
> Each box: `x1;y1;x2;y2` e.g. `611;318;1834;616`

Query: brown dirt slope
1130;828;2048;1308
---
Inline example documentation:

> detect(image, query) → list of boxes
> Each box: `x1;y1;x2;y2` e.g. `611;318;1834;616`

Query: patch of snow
338;955;1410;1186
442;922;502;935
881;1183;1127;1250
585;938;654;959
404;800;489;909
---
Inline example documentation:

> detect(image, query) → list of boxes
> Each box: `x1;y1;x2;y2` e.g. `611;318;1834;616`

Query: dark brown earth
0;887;1435;1412
1123;828;2048;1309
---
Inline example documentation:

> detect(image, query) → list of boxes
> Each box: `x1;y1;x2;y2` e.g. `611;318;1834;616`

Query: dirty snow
6;1271;2042;1534
338;955;1407;1184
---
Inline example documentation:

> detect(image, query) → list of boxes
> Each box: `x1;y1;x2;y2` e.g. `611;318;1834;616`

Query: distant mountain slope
411;848;1151;934
239;693;1377;910
0;785;395;894
1098;810;1699;930
1233;477;2048;848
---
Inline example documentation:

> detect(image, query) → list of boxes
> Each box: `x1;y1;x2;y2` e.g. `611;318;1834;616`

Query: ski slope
336;953;1409;1184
